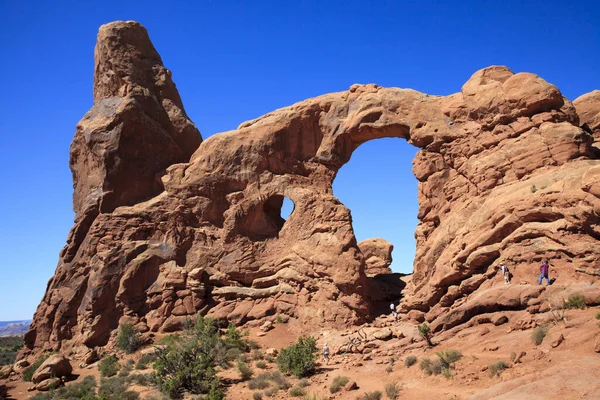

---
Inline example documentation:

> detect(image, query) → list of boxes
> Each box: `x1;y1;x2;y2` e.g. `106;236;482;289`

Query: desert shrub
275;315;283;324
303;394;328;400
128;373;153;386
531;326;548;345
253;393;263;400
364;391;383;400
224;323;250;351
256;360;268;369
385;364;393;373
30;375;97;400
510;352;516;362
443;368;452;378
265;355;276;363
436;349;462;365
118;359;134;377
98;376;140;400
136;353;157;370
0;336;24;367
564;294;586;309
23;354;50;382
156;333;181;346
488;360;509;377
404;355;417;367
238;353;250;363
264;386;278;397
417;323;432;346
237;360;254;380
99;354;120;378
225;347;243;362
152;316;226;399
385;382;401;399
530;185;537;193
268;371;291;390
248;373;271;390
329;376;349;393
596;312;600;320
277;336;317;378
117;323;143;353
289;386;306;397
420;358;433;375
297;378;310;387
430;358;446;375
253;349;264;360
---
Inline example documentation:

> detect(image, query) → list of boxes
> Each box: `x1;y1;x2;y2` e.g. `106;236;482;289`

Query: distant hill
0;320;31;336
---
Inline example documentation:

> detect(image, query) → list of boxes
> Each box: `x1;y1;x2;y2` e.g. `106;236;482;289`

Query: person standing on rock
500;264;510;284
538;259;551;285
390;303;398;320
323;343;330;365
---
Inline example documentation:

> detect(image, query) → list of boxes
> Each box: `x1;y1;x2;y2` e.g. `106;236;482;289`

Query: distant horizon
1;0;598;321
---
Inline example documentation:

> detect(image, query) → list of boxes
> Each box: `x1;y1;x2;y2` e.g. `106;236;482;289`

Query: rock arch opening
238;194;295;241
333;137;419;274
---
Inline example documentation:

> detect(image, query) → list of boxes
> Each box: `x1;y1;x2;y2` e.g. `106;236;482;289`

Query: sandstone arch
22;21;600;355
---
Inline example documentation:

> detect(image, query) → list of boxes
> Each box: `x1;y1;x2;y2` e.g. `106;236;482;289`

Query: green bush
237;360;254;380
443;368;452;379
256;360;268;369
418;323;432;346
23;354;50;382
488;360;509;377
404;355;417;367
420;358;433;375
248;374;271;390
329;376;349;393
224;323;250;351
135;353;157;370
152;316;226;399
99;354;120;378
117;323;143;353
436;349;462;365
531;326;548;345
289;386;306;397
277;336;317;378
564;294;586;310
98;376;140;400
385;383;401;400
363;391;382;400
0;336;24;367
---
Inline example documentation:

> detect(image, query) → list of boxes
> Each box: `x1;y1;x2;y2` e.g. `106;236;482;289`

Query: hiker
538;259;551;285
500;264;510;284
323;343;330;365
390;303;398;320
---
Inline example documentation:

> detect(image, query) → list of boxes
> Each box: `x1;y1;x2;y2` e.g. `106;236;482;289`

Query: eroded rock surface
358;238;394;276
22;21;600;356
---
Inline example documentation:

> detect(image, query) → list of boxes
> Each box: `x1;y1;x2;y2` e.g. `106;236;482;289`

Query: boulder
0;365;11;379
31;354;72;384
357;238;394;276
492;314;509;326
260;321;274;332
513;351;527;364
35;377;62;391
13;359;30;373
372;328;393;341
550;334;565;348
344;381;358;391
265;348;278;357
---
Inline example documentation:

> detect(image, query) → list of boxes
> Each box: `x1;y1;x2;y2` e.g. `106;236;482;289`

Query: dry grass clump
329;376;349;393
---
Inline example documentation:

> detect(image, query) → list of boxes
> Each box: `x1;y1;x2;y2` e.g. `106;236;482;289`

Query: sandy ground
3;307;600;399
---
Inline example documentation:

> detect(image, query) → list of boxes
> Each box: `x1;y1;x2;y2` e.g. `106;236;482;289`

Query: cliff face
23;21;600;354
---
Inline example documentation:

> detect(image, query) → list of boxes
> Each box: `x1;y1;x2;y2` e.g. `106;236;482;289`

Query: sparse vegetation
248;371;290;394
237;360;254;380
530;184;537;193
596;312;600;320
135;352;157;370
275;315;284;324
420;358;433;376
510;352;516;362
385;364;393;373
363;391;383;400
289;386;307;397
23;354;50;382
385;382;401;399
117;323;143;353
442;368;452;379
564;294;586;309
436;349;462;365
97;376;140;400
30;375;97;400
99;354;121;378
531;326;548;345
329;376;350;393
297;378;310;387
0;336;24;367
256;360;268;369
404;355;417;367
253;392;263;400
277;336;318;378
488;360;509;377
418;323;433;346
253;349;264;360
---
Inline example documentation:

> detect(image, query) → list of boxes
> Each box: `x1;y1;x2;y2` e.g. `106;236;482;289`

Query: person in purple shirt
538;259;551;285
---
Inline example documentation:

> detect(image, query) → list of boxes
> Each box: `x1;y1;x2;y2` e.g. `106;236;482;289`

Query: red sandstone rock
31;354;72;384
574;90;600;146
21;21;600;357
358;238;394;276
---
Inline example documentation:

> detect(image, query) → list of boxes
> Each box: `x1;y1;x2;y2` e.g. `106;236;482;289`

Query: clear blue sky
0;1;598;320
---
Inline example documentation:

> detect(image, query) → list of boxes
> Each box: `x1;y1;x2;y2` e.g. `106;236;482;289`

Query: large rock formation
22;21;600;355
358;238;394;276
